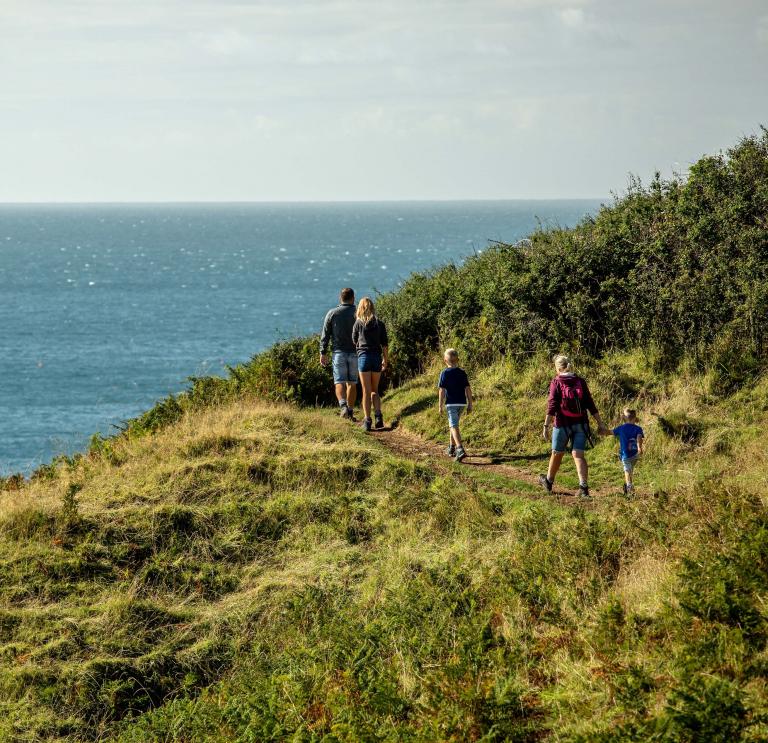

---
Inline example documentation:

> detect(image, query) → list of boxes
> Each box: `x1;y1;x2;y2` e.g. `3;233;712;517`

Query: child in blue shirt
609;408;645;495
438;348;473;462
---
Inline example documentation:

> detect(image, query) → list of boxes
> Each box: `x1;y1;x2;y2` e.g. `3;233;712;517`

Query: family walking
320;288;645;497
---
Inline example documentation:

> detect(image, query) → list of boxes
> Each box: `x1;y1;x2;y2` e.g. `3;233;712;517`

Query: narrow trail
365;418;617;504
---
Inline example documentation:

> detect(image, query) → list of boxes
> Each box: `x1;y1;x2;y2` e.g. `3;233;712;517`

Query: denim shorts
446;404;465;428
358;351;382;373
621;455;639;472
332;351;359;384
552;423;587;453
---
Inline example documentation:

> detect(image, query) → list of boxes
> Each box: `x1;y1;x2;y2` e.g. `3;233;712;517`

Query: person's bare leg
346;382;357;410
625;469;633;487
370;372;382;414
452;426;463;448
335;383;346;404
360;373;372;420
547;451;565;482
572;450;588;484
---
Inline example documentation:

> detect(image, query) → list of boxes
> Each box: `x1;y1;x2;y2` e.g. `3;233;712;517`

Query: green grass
1;357;767;741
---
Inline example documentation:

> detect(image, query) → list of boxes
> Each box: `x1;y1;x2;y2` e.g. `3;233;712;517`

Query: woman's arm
544;378;558;440
592;412;609;435
543;414;554;441
381;345;389;372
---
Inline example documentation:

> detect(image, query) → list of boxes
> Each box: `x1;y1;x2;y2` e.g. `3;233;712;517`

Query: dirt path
367;419;615;503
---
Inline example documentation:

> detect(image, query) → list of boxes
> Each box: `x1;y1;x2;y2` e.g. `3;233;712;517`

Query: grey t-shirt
320;303;357;354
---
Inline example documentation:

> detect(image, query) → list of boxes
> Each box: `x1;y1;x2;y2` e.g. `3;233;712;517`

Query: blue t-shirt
613;423;644;459
438;366;470;405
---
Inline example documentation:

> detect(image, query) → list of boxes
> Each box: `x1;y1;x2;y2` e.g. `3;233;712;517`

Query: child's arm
465;386;473;413
637;433;645;455
438;387;446;413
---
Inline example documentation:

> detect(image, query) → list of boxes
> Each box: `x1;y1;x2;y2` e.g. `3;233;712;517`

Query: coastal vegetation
1;130;767;741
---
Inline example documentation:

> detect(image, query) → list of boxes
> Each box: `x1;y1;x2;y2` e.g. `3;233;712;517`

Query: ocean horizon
1;199;602;475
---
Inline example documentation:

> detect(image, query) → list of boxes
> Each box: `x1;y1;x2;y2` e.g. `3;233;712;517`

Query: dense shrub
377;129;768;378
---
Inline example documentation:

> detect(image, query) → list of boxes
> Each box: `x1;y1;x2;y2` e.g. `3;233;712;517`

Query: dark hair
340;287;355;303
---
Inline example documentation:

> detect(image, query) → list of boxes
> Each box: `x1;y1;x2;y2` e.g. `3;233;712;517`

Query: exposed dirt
362;417;616;504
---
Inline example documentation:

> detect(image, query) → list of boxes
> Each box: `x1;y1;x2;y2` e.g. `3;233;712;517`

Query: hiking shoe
362;418;372;432
578;485;591;499
625;484;634;496
374;413;384;429
538;474;553;493
446;445;456;457
622;483;628;496
339;404;349;418
454;446;466;462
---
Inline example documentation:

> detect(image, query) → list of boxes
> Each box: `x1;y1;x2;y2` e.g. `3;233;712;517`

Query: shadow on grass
469;452;550;464
397;395;435;419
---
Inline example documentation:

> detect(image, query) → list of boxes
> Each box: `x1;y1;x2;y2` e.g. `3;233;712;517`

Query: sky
0;0;766;201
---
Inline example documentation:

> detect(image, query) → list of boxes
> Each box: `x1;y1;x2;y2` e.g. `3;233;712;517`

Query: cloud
558;7;586;29
194;29;253;57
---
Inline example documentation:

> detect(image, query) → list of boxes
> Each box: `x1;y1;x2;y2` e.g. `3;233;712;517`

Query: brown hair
356;297;376;324
340;287;354;303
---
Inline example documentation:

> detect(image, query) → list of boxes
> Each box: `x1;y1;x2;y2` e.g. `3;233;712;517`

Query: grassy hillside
2;363;768;741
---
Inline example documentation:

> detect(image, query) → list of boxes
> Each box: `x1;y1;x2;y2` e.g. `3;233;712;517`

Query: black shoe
538;474;553;493
446;445;456;457
454;447;466;462
622;483;628;496
363;418;372;432
374;413;384;429
578;485;591;499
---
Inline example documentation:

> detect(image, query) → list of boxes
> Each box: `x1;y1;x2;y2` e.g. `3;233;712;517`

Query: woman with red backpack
539;355;608;498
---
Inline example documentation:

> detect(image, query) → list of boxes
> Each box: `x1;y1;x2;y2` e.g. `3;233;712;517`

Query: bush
375;130;768;379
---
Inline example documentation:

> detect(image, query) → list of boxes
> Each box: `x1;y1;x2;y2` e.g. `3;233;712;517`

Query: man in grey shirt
320;287;358;419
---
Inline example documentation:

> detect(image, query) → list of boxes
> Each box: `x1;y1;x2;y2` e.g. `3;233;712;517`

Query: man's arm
319;310;333;365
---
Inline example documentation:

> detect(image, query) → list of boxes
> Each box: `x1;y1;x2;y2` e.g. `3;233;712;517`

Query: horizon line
0;196;608;206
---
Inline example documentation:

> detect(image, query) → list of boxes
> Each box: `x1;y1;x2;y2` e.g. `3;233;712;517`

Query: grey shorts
332;351;359;384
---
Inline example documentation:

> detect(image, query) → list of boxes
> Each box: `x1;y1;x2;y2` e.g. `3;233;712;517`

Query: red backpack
557;376;586;418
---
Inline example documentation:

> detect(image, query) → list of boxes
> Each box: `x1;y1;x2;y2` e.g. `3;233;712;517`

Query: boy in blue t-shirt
438;348;473;462
609;408;645;495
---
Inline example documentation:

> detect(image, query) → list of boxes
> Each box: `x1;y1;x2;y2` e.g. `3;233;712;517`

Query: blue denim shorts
621;455;639;472
446;404;465;428
332;351;358;384
552;423;587;453
358;351;382;373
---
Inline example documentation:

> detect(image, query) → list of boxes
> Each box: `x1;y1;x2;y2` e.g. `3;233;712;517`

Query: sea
0;200;602;475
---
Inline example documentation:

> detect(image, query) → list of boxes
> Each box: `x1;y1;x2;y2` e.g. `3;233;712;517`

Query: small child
611;409;645;495
438;348;473;462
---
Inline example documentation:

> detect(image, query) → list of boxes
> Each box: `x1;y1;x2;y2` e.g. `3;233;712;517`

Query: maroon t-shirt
546;374;597;428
